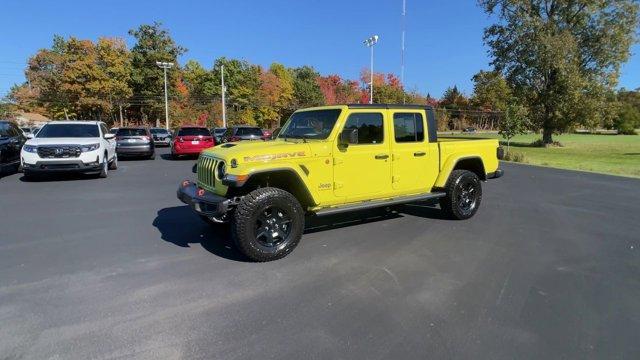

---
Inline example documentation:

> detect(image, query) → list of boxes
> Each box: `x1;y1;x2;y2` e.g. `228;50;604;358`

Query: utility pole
119;104;124;127
363;35;379;104
156;61;174;130
221;65;227;128
401;0;406;103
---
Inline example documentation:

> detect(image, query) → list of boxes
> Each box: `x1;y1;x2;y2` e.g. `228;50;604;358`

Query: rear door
390;110;439;193
333;110;392;201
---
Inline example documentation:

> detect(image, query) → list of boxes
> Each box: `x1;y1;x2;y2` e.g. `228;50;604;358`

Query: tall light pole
221;65;227;128
401;0;406;103
156;61;174;130
363;35;379;104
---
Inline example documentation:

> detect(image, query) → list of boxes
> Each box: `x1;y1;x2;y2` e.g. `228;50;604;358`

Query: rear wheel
439;169;482;220
231;187;304;262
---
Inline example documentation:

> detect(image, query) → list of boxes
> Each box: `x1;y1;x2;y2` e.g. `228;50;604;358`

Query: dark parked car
0;121;26;176
115;127;155;159
219;125;266;143
463;127;477;133
211;127;226;143
150;127;172;146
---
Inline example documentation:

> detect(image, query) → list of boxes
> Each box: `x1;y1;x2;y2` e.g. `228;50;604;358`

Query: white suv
21;121;118;179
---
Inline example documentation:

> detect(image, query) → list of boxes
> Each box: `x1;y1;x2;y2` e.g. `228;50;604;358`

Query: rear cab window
393;112;425;143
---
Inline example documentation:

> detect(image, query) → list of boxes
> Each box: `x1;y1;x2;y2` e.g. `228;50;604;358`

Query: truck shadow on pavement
153;203;447;262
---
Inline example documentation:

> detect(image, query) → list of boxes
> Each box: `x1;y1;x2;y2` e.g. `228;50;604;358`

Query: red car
171;126;215;159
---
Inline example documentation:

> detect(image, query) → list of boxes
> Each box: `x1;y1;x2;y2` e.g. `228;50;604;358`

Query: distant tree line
3;0;639;142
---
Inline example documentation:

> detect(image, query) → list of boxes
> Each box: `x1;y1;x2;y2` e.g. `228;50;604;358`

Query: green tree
615;103;640;135
470;70;511;111
480;0;639;144
211;57;260;114
128;22;186;123
500;103;529;154
290;66;324;108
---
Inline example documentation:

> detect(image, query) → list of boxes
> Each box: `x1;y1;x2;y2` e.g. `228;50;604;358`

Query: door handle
413;151;426;157
375;154;389;160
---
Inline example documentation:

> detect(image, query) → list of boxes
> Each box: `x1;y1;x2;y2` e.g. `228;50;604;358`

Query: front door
390;111;439;193
333;111;391;201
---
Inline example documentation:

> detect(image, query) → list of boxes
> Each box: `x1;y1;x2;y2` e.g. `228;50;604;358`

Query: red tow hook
182;180;190;187
197;188;206;197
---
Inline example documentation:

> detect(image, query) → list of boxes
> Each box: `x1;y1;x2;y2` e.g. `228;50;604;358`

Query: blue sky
0;0;638;99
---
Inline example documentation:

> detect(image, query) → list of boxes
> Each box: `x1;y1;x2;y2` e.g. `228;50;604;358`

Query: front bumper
177;180;231;217
21;150;103;173
22;160;102;173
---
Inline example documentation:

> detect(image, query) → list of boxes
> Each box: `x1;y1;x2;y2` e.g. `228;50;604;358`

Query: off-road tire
108;154;118;170
439;169;482;220
231;187;305;262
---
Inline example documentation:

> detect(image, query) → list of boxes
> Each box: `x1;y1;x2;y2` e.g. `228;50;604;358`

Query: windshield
150;128;169;134
0;123;13;137
178;128;211;137
117;128;147;137
236;127;263;137
37;124;100;138
278;109;342;140
214;128;227;135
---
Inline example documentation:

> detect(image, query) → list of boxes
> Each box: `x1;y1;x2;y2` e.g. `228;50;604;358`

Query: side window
343;113;384;144
393;113;424;143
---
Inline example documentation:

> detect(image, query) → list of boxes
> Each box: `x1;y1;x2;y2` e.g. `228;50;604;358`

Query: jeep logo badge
55;148;63;155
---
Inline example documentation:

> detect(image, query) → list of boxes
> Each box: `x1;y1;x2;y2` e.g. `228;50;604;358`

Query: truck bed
437;136;500;176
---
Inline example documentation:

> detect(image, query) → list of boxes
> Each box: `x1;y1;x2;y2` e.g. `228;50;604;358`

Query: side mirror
104;133;115;140
26;133;34;139
339;128;358;147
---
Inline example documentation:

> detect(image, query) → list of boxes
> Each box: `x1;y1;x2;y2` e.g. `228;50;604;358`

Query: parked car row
1;121;281;179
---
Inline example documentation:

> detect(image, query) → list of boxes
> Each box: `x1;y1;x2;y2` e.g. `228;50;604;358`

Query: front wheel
439;170;482;220
98;155;109;178
108;154;118;170
231;187;305;262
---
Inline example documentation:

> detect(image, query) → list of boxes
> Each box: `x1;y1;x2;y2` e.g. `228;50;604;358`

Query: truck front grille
37;145;81;158
197;155;218;191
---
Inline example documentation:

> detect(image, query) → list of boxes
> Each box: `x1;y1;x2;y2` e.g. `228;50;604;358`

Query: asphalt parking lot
1;147;639;359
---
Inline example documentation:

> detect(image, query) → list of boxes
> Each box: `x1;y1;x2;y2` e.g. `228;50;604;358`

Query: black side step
313;192;446;217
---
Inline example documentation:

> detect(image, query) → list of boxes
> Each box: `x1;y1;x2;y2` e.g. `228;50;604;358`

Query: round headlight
216;161;226;180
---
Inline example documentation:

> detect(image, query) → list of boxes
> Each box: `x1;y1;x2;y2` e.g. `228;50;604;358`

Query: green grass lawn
450;132;640;178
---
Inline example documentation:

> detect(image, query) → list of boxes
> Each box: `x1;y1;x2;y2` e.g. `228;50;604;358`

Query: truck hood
26;137;102;146
202;140;312;164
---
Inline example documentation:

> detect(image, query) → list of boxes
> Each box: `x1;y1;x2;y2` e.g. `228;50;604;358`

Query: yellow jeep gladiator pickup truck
178;104;503;261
